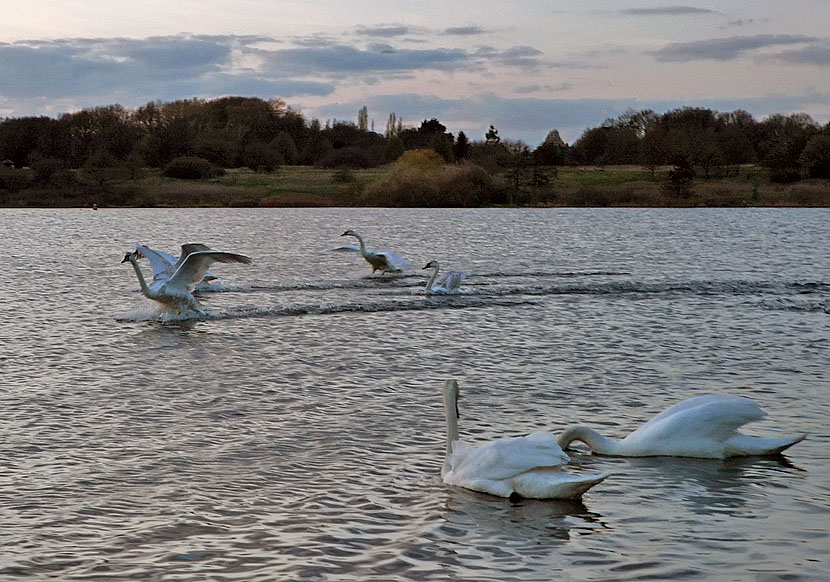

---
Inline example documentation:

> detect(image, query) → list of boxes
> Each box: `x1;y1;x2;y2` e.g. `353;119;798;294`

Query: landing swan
441;380;607;499
134;242;219;291
423;260;467;294
332;230;409;274
557;394;806;459
122;248;251;314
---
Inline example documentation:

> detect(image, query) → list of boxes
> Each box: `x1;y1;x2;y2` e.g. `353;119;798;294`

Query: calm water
0;207;828;581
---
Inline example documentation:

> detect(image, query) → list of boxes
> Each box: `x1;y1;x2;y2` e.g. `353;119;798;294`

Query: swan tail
727;433;806;456
513;470;609;500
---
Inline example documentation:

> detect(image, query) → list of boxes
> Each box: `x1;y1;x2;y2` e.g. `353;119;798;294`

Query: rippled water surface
1;207;828;581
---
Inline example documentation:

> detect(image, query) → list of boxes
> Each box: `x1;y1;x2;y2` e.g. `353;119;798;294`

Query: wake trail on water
118;273;829;323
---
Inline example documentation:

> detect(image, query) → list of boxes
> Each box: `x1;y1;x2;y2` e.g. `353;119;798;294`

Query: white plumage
332;230;409;274
133;242;219;291
557;394;806;459
441;380;607;500
122;246;251;314
422;260;467;294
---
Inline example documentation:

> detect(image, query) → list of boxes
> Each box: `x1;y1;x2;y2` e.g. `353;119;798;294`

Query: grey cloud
652;34;815;61
262;44;470;74
621;6;716;16
773;42;830;66
444;26;486;36
354;25;411;38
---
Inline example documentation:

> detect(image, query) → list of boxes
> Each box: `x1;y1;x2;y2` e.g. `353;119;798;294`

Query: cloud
651;34;816;61
444;26;486;36
354;25;412;38
772;41;830;66
621;6;716;16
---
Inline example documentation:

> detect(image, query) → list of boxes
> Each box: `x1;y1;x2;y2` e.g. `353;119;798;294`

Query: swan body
441;380;607;500
423;260;467;294
557;394;806;459
134;242;219;291
122;248;251;314
333;230;409;274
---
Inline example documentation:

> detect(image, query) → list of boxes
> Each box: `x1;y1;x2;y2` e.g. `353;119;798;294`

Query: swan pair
122;242;251;314
333;230;467;293
441;380;805;500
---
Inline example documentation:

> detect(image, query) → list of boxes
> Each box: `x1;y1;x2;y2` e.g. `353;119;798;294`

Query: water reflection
615;454;805;516
439;486;606;544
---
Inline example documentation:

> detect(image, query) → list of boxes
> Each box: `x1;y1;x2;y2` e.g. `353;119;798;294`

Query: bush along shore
1;156;828;209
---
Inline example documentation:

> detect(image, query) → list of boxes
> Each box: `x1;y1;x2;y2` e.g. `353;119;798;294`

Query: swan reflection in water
438;485;607;546
597;454;805;517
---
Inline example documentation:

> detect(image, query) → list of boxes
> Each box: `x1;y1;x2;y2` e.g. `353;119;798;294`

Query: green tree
453;131;470;161
485;125;500;144
270;131;299;165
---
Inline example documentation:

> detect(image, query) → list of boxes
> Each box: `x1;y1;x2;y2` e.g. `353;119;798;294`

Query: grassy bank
2;164;829;207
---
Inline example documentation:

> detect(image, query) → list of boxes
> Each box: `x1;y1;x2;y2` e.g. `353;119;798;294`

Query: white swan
133;242;222;290
122;248;251;314
557;394;806;459
441;380;607;500
332;230;409;274
423;260;467;294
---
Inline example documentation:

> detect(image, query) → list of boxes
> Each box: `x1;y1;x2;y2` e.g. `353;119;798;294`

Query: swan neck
425;265;439;292
557;426;620;455
129;257;152;297
443;383;459;456
351;233;368;256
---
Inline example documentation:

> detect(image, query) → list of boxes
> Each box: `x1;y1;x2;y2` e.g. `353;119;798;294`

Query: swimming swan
423;260;467;294
332;230;409;274
122;248;251;313
134;242;219;290
557;394;806;459
441;380;607;499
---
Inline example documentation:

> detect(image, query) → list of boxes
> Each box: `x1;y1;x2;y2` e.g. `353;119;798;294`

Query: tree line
1;96;829;185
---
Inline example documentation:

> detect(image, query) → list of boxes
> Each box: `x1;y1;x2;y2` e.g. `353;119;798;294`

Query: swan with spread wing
441;380;607;499
423;260;467;294
557;394;806;459
122;246;251;314
133;242;220;291
331;230;409;274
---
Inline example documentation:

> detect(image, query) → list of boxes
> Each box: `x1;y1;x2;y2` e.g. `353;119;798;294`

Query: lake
0;207;827;581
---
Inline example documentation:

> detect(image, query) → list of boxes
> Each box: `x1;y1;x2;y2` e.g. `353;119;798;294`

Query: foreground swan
557;394;806;459
332;230;409;274
423;260;467;294
441;380;607;499
122;248;251;314
134;242;219;290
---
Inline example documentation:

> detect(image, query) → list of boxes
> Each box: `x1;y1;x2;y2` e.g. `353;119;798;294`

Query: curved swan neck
128;257;152;298
557;426;620;455
425;265;440;293
349;233;368;256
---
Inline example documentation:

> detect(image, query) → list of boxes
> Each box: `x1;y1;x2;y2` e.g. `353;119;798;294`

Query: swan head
423;260;439;270
341;229;357;237
121;251;137;264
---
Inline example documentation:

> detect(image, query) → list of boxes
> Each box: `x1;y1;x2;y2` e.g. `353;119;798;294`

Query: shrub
163;156;214;179
242;141;281;172
799;135;830;179
362;162;498;207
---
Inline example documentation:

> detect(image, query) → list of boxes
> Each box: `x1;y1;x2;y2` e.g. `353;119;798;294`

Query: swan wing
175;243;212;269
449;432;569;482
437;270;467;290
376;250;409;271
622;396;765;455
167;251;252;291
134;243;176;281
329;244;362;252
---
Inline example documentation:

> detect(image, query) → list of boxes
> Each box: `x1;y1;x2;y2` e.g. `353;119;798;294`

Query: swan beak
121;253;131;263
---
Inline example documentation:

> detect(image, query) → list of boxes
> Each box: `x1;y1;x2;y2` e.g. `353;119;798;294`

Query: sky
2;1;829;146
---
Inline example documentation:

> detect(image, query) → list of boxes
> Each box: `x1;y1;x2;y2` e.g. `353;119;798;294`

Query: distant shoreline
2;165;828;208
